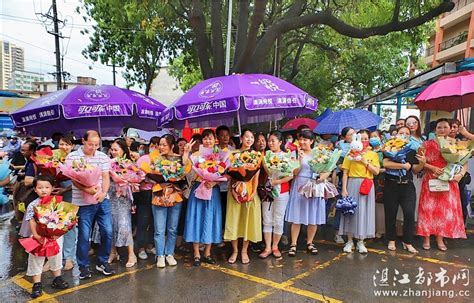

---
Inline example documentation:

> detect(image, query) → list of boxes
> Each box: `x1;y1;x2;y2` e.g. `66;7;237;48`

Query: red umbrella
282;118;318;130
414;71;474;112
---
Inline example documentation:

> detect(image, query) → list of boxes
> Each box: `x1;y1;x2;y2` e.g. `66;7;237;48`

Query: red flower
36;147;53;157
218;162;226;168
39;195;63;205
207;167;216;173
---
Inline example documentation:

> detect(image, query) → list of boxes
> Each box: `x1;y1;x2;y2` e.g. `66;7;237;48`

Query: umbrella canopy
315;108;333;122
158;74;317;128
414;71;474;112
314;109;382;134
11;85;166;137
282;118;318;130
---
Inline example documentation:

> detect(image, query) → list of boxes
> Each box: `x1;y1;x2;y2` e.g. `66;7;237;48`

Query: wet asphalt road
0;204;472;303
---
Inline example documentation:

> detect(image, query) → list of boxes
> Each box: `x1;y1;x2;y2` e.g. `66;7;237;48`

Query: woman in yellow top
340;129;380;254
224;129;262;264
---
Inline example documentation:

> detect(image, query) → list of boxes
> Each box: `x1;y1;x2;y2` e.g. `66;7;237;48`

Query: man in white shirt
65;130;114;279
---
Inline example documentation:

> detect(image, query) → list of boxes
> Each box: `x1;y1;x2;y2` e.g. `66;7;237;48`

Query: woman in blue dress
184;129;229;267
286;130;329;257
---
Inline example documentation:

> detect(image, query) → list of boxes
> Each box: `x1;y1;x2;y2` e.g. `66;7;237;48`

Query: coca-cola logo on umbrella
84;89;111;101
198;81;223;99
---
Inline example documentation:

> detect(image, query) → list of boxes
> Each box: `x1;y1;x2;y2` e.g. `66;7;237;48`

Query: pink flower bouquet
110;157;145;198
59;158;102;204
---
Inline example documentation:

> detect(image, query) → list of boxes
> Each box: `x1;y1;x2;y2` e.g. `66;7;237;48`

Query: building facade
423;0;474;66
7;70;44;91
0;41;25;89
33;76;97;92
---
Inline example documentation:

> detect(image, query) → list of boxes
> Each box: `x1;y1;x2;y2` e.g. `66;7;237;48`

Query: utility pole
52;0;62;90
106;60;119;86
38;0;66;90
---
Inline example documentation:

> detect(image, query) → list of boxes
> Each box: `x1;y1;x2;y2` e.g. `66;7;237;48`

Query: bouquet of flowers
263;150;299;199
191;146;230;200
336;196;358;216
299;145;341;198
437;137;474;181
110;156;145;198
19;196;78;256
140;150;190;207
59;158;102;204
0;158;11;205
31;147;68;178
382;136;412;177
228;150;262;203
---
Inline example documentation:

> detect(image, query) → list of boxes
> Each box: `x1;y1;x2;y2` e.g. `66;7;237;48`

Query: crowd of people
0;115;473;299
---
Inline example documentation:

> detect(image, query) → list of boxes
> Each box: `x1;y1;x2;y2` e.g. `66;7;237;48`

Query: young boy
25;175;69;298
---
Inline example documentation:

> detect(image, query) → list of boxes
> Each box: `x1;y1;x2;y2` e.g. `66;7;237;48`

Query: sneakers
51;276;69;289
156;256;166;268
31;282;42;299
343;241;354;253
357;240;368;254
146;247;156;255
334;235;345;244
96;263;116;276
165;255;177;266
138;250;148;260
79;267;92;280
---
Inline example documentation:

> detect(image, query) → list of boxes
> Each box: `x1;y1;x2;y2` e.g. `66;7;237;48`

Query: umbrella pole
236;110;242;135
97;117;103;149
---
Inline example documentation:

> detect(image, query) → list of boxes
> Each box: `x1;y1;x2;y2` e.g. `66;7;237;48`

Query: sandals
307;243;318;255
259;250;272;259
241;253;250;265
51;276;69;289
193;256;201;267
201;255;216;265
288;245;297;257
402;242;419;254
437;242;447;252
228;253;238;264
387;241;396;251
272;248;282;258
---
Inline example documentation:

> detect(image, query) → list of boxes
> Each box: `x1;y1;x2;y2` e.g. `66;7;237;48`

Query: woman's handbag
359;178;373;195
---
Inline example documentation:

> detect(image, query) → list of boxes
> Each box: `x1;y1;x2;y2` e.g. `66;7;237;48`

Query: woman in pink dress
416;119;467;251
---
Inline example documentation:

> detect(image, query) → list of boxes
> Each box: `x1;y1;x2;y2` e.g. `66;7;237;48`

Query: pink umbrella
282;118;318;130
414;71;474;112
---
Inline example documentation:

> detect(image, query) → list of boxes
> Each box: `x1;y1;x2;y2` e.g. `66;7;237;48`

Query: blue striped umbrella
314;109;382;134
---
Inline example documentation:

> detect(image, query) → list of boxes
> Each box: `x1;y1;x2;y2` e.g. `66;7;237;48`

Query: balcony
445;0;474;15
440;0;474;28
439;31;468;51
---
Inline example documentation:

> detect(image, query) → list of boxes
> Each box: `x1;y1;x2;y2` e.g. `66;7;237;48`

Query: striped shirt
65;147;110;206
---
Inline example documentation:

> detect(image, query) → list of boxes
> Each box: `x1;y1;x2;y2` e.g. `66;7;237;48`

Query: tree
78;0;190;95
170;0;453;78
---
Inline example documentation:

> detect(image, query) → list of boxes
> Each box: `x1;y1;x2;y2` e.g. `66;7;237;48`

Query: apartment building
0;41;25;89
423;0;474;66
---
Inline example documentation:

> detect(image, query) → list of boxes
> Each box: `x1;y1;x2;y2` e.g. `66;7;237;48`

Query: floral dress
416;140;466;239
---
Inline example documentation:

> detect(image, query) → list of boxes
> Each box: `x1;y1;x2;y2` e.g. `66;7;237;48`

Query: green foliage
79;0;190;94
168;54;203;92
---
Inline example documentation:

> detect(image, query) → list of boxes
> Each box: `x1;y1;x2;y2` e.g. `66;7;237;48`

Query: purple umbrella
157;74;317;130
11;85;166;137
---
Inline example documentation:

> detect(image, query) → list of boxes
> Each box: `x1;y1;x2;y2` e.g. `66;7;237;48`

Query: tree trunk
211;1;225;76
233;0;249;67
190;0;213;79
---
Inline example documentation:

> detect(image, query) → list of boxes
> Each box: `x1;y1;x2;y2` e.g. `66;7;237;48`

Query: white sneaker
334;235;344;244
343;241;354;253
357;241;368;254
146;247;156;255
156;256;166;268
138;250;148;260
165;255;177;266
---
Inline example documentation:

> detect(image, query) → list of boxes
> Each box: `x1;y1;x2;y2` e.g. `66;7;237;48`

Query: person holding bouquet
98;138;140;268
340;130;380;254
224;129;262;264
286;130;329;257
416;119;467;251
260;131;297;259
64;130;114;279
23;175;69;298
149;135;192;268
383;127;424;254
184;129;230;266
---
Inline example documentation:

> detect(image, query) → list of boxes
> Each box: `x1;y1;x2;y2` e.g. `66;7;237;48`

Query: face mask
138;150;145;156
369;137;381;147
330;135;338;144
397;134;409;140
362;141;370;149
286;138;293;143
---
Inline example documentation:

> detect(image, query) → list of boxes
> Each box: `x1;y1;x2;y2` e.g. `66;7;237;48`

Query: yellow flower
203;160;215;168
240;153;251;162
